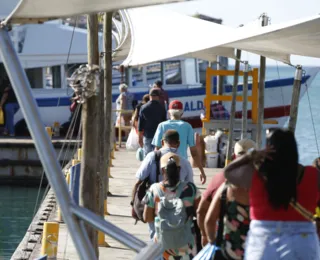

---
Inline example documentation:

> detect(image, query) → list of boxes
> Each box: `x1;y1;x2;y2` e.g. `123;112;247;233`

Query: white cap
234;139;257;156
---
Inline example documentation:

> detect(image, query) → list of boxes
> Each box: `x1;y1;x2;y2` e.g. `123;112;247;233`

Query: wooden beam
79;14;99;258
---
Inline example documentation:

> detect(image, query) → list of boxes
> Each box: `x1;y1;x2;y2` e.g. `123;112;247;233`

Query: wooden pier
12;148;220;259
0;138;80;185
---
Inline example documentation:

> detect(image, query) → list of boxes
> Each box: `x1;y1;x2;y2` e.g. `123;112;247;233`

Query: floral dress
144;181;201;260
221;198;250;260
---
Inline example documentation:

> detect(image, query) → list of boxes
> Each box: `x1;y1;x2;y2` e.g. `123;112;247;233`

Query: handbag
289;165;314;222
194;184;228;260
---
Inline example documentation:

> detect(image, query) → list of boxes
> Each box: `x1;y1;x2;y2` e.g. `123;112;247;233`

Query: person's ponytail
165;157;180;187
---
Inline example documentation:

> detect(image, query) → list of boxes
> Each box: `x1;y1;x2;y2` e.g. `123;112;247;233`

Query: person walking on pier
0;76;19;137
152;100;206;184
224;128;320;260
132;129;194;240
138;88;166;157
153;80;169;109
115;83;135;126
143;152;201;260
197;139;256;248
132;94;150;133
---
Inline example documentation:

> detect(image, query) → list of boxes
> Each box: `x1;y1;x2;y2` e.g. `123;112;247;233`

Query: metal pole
225;49;241;165
241;61;249;139
288;65;303;133
0;27;96;260
217;56;224;105
71;205;148;252
256;14;268;148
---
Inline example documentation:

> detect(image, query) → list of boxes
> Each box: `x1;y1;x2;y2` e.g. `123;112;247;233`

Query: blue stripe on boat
34;75;310;107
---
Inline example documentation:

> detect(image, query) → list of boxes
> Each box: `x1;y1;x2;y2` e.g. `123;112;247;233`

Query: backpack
132;150;161;223
154;182;194;250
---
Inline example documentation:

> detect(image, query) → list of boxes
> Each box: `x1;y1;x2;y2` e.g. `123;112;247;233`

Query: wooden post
79;14;99;258
256;14;269;148
225;49;241;165
103;11;113;208
241;61;249;139
288;65;303;133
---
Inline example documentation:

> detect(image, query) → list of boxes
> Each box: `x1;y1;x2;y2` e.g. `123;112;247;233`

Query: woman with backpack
143;152;201;260
224;128;320;260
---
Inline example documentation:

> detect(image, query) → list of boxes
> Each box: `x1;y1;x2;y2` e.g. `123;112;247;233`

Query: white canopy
224;15;320;62
122;6;320;66
121;6;236;66
1;0;186;23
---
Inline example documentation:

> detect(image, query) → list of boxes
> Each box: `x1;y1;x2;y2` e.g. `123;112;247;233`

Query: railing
0;26;161;260
202;68;278;128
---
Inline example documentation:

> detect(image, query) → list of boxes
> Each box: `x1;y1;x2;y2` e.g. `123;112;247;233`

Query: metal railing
0;25;161;260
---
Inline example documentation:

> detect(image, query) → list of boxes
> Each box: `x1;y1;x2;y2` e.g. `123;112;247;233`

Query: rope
303;70;320;156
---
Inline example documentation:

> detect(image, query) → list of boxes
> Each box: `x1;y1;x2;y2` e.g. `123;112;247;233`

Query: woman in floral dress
204;181;250;260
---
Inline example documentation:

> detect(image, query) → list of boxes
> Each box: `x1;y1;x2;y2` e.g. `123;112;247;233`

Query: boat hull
12;68;320;132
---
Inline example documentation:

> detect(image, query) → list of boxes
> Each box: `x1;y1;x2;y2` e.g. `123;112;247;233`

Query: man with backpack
131;129;194;239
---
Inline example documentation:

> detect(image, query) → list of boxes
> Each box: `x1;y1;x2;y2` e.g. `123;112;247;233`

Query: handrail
0;26;162;260
203;68;259;124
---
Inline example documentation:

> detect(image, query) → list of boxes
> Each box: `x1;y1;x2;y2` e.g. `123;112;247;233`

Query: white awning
121;6;236;66
223;15;320;63
122;6;320;66
1;0;187;23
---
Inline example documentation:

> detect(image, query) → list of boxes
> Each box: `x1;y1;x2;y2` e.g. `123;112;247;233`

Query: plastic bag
193;244;220;260
126;128;140;151
0;108;3;125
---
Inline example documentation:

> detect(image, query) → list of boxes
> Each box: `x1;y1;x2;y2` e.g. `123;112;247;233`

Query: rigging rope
303;70;320;156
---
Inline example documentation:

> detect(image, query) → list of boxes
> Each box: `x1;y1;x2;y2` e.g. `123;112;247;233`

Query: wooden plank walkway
36;148;220;259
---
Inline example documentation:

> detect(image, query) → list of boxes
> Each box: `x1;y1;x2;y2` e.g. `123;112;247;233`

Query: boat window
146;62;161;86
132;67;143;87
25;68;46;89
164;61;182;85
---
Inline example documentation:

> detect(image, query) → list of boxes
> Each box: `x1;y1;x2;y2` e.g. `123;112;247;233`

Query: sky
164;0;320;66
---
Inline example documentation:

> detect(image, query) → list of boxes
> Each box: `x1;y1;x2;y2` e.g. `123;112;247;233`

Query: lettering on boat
184;100;204;112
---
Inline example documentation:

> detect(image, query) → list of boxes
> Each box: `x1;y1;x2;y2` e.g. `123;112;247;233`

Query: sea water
0;66;320;259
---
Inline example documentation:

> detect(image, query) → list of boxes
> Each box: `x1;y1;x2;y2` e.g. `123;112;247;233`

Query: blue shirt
152;120;195;160
135;147;194;184
138;100;166;138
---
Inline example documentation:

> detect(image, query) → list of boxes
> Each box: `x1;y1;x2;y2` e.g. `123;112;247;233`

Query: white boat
11;65;320;132
0;21;316;133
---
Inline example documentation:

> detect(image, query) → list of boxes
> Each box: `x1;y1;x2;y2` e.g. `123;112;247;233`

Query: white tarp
1;0;186;23
224;15;320;62
121;6;236;66
122;6;320;66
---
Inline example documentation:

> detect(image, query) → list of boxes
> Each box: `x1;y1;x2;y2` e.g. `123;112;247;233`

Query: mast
225;49;241;165
256;13;269;148
288;65;303;133
241;61;249;139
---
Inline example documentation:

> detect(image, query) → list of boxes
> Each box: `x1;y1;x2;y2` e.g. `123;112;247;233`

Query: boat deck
19;148;220;259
